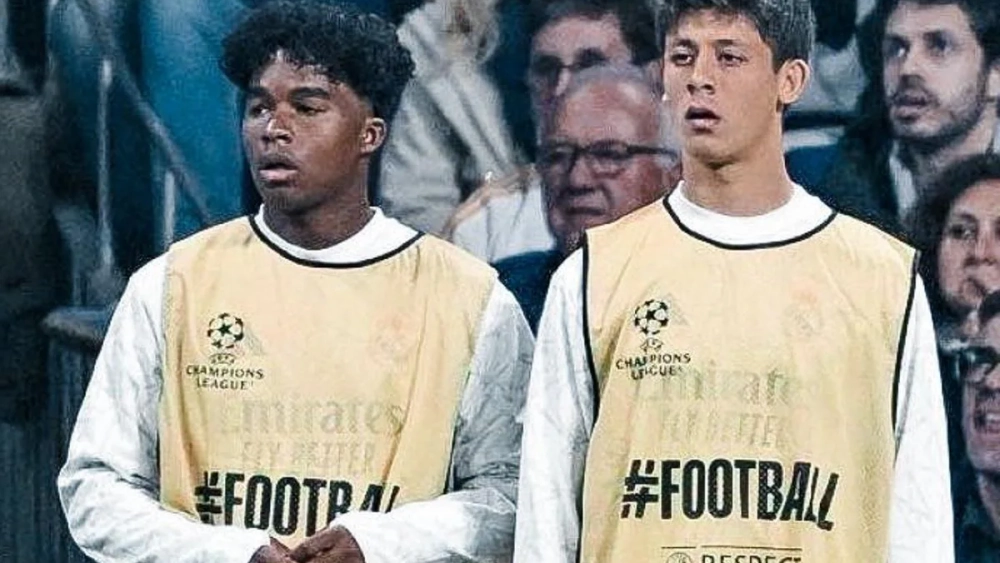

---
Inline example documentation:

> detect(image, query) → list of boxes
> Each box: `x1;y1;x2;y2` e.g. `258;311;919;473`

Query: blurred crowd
1;0;999;558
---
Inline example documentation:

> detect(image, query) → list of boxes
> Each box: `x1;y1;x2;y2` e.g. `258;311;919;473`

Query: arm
57;257;271;563
888;277;954;563
379;79;465;234
513;252;594;563
331;281;534;562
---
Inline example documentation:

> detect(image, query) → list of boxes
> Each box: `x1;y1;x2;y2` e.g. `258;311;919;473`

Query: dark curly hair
911;154;1000;323
220;0;415;121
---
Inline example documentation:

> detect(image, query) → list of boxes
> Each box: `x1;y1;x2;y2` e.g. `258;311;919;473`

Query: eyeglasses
537;140;676;176
957;345;1000;385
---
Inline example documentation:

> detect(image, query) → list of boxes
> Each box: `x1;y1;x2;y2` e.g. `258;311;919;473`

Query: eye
529;58;563;80
882;39;907;62
669;51;694;66
296;104;323;116
719;51;746;66
926;32;953;57
945;223;976;241
538;146;575;169
573;50;609;72
961;346;1000;379
589;145;630;163
245;101;269;118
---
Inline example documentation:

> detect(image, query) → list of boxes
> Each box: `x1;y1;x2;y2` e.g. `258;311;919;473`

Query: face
938;180;1000;316
882;2;996;146
242;53;384;216
539;81;673;253
529;14;634;121
963;315;1000;475
662;10;804;166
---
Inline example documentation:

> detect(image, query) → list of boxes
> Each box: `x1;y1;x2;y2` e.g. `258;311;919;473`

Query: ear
359;117;387;156
776;58;811;107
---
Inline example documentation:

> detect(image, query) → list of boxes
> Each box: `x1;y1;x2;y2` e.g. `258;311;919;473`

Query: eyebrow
950;211;981;223
246;86;270;100
668;38;749;50
290;87;332;101
669;38;698;50
244;86;332;101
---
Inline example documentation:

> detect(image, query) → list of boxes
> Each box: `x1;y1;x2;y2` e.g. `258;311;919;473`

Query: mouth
974;392;1000;434
684;106;720;130
257;154;299;184
890;91;934;118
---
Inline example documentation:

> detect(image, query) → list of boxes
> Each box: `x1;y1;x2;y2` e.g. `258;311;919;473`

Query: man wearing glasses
492;65;680;330
957;290;1000;560
441;0;662;265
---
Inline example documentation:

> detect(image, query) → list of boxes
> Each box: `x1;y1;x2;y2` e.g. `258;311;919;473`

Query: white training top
58;208;534;563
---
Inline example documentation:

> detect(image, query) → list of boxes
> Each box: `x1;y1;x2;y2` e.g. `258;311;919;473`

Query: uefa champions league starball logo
206;313;245;364
633;299;669;353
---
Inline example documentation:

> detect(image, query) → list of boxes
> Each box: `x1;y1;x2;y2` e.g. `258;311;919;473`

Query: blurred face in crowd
662;10;808;166
539;76;676;254
882;1;1000;147
528;14;634;120
962;311;1000;475
938;179;1000;317
242;52;385;216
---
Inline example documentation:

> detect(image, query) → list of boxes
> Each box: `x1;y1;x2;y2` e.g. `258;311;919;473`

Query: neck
900;113;997;192
681;124;794;216
263;181;375;250
978;472;1000;536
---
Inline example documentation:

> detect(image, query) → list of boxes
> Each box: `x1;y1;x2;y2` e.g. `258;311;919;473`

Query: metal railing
0;2;222;561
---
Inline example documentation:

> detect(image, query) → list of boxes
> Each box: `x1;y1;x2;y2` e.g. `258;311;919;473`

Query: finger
272;537;292;554
289;529;341;561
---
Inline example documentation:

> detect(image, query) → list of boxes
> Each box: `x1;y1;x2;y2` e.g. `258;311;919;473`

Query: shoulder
585;199;666;247
167;217;253;255
828;213;916;272
415;235;498;283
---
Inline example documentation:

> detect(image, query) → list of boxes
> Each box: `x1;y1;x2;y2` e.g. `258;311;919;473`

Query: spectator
495;65;679;330
913;154;1000;344
58;3;532;562
815;0;1000;235
439;0;662;263
912;153;1000;527
957;289;1000;560
378;0;533;236
515;0;953;560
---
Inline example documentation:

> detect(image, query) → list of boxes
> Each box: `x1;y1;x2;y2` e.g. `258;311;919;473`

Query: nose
898;48;924;79
553;67;573;99
263;109;293;145
686;54;716;95
972;234;1000;265
565;151;596;188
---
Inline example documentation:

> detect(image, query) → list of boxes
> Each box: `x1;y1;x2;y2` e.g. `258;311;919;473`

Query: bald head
538;64;679;254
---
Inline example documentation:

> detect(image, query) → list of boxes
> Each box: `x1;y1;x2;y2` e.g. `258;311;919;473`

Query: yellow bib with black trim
581;201;916;563
158;218;495;546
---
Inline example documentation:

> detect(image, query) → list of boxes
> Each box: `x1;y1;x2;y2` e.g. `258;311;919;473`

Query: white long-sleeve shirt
58;208;534;563
514;185;954;563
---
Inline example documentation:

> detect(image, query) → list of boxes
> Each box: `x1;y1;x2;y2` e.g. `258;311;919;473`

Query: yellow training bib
158;218;495;546
582;201;916;563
